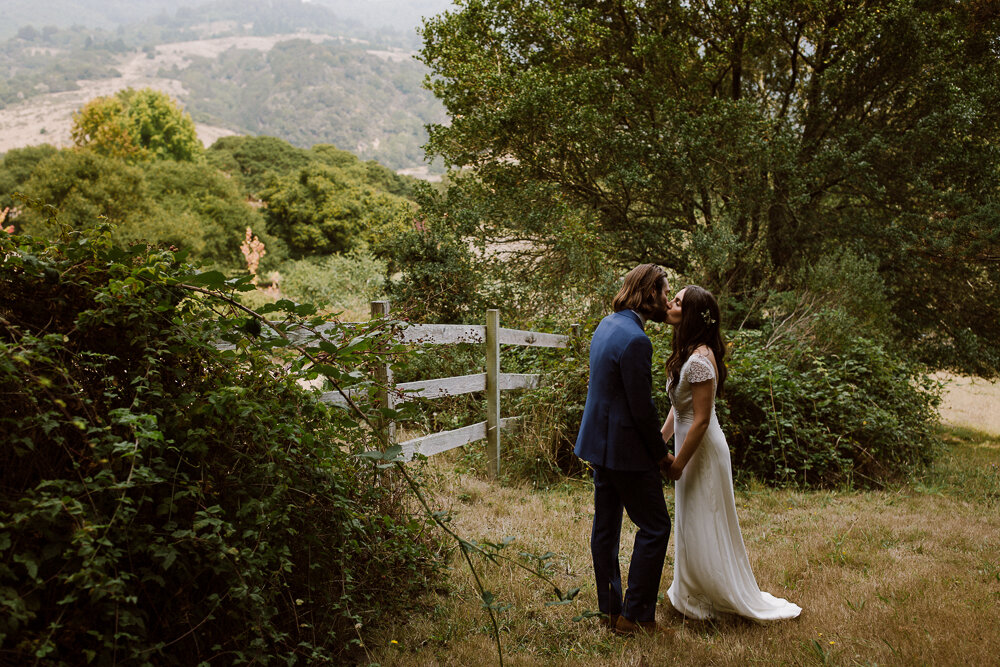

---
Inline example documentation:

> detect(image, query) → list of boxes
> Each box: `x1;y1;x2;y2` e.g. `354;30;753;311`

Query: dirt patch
0;33;337;154
934;371;1000;435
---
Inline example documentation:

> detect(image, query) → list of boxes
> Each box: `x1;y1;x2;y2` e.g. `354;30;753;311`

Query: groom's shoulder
595;311;644;346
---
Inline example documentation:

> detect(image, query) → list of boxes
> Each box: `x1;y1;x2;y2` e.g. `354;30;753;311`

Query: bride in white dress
661;285;801;622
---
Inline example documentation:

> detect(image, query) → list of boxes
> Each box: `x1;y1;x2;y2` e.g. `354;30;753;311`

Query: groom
575;264;674;635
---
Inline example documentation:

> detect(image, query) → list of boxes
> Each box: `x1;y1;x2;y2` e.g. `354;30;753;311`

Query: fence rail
316;302;572;478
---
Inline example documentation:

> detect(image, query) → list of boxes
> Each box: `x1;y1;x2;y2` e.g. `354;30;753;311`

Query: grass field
365;377;1000;666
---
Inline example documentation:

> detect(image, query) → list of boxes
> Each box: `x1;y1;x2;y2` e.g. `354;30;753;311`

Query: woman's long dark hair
666;285;728;396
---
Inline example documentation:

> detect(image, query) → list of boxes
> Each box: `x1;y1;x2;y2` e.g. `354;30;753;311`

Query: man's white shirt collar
630;309;647;329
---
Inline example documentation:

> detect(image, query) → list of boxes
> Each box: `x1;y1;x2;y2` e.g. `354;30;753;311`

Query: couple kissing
575;264;802;636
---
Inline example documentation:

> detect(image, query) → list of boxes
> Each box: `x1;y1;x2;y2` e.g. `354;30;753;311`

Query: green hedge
722;331;942;487
504;322;941;489
0;229;437;663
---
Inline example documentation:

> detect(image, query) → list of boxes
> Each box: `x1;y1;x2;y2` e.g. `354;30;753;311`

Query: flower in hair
701;309;716;326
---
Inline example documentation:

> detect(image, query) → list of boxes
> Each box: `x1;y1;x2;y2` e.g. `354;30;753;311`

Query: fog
0;0;457;41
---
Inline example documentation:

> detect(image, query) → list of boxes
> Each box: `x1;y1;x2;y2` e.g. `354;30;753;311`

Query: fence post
371;300;395;448
486;308;500;479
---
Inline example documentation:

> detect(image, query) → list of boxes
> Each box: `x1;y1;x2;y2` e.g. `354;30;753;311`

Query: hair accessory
701;309;716;326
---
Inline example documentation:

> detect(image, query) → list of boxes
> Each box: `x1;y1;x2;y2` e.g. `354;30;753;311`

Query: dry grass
934;372;1000;436
363;424;1000;666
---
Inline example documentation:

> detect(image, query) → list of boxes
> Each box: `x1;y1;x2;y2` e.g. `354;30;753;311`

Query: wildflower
240;227;266;285
390;640;399;645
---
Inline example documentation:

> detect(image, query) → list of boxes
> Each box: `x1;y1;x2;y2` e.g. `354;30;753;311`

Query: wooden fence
318;301;573;478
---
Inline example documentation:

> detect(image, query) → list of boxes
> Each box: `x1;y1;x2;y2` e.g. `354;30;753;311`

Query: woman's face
666;288;685;326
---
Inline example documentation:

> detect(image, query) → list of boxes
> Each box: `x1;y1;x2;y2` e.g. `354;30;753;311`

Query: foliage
0;226;439;663
721;331;942;488
0;144;59;210
382;175;624;327
503;329;593;485
261;161;413;257
72;87;202;162
278;252;387;311
419;0;1000;376
498;315;940;489
207;136;419;201
382;214;487;324
3;149;283;271
167;37;446;170
0;35;121;109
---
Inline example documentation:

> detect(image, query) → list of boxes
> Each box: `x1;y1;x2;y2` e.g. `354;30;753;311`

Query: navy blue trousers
590;465;671;623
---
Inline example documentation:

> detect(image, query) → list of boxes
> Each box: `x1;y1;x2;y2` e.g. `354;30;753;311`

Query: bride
661;285;802;622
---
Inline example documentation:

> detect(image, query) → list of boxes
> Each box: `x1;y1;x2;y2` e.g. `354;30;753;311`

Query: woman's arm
668;379;714;480
661;407;675;442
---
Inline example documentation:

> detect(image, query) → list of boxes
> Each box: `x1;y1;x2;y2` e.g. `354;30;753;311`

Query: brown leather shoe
601;613;620;630
614;615;674;637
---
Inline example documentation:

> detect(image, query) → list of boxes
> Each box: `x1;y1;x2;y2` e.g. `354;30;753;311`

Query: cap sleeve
684;354;716;384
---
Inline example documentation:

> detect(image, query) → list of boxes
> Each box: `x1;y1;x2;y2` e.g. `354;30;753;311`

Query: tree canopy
419;0;1000;375
71;87;202;162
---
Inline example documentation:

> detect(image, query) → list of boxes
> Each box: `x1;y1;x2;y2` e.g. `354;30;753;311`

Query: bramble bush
721;330;942;487
503;319;941;489
0;226;439;664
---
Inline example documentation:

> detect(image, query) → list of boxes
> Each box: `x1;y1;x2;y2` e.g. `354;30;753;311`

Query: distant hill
0;0;447;173
0;1;185;40
311;0;456;47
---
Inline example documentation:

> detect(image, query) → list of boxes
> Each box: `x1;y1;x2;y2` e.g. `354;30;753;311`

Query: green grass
364;426;1000;665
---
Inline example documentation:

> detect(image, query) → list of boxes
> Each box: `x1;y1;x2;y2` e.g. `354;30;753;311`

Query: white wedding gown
667;354;802;622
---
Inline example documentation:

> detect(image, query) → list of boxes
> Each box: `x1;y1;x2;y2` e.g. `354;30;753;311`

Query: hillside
0;0;182;40
0;0;446;173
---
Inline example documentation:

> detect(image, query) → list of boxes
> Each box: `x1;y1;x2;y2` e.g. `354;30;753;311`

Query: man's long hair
665;285;728;397
612;264;667;315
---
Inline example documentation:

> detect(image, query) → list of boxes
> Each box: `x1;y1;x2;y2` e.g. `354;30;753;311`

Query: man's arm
619;336;670;464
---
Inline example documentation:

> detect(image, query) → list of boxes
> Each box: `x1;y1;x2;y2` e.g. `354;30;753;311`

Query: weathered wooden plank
318;387;365;407
398;324;485;345
499;373;541;391
486;310;501;478
218;322;568;349
396;373;487;401
498;327;569;348
314;371;537;407
499;416;523;429
399;421;488;459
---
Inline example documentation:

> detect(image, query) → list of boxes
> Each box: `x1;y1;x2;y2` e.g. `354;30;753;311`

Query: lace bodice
667;354;717;422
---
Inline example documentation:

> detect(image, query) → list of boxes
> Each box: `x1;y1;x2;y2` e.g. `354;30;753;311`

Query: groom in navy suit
575;264;674;634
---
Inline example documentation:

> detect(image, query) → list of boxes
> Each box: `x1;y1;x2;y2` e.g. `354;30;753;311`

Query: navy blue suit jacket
574;310;669;471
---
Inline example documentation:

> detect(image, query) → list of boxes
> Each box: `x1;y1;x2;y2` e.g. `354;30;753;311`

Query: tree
11;148;279;270
72;87;203;162
262;162;413;257
419;0;1000;375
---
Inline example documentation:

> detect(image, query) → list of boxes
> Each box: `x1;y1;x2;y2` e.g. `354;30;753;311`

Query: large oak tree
419;0;1000;374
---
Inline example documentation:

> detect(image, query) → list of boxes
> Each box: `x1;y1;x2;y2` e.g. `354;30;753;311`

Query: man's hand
658;453;675;480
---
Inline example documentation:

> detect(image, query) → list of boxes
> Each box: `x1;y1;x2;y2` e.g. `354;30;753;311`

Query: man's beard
646;300;668;323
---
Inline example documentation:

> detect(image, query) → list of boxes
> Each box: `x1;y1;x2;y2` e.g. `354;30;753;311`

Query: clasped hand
659;453;682;481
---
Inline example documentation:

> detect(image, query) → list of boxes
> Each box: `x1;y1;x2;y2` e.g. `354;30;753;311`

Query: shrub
0;228;438;663
722;330;942;487
382;222;486;324
278;252;386;312
503;317;940;489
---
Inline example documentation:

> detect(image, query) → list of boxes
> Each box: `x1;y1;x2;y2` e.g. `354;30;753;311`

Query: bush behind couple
575;264;801;636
